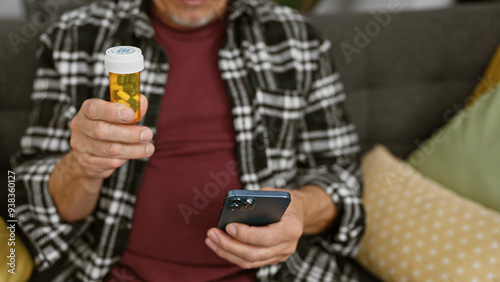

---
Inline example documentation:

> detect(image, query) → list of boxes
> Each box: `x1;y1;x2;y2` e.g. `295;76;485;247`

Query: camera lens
231;198;242;205
243;203;253;209
229;204;239;211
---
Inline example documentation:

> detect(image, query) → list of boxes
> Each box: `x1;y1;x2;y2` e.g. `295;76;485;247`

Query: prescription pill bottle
104;46;144;123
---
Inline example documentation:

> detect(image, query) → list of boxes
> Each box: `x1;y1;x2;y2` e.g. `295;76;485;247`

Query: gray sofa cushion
310;2;500;157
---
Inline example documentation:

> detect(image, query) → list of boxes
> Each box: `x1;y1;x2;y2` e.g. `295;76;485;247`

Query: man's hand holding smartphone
205;187;307;269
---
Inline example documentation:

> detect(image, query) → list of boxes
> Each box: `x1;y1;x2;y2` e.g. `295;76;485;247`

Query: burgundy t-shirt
107;14;256;282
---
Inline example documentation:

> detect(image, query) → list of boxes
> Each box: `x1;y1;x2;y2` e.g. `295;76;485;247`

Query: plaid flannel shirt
13;0;365;281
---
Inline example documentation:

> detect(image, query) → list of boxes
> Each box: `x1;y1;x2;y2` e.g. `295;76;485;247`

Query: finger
71;132;155;159
206;228;288;264
63;154;117;179
58;152;123;178
226;223;279;247
81;98;136;123
205;236;284;269
76;152;127;172
82;167;116;179
81;121;153;144
93;141;154;159
226;222;301;248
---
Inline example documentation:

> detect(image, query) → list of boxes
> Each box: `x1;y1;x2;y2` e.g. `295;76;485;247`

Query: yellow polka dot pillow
356;145;500;281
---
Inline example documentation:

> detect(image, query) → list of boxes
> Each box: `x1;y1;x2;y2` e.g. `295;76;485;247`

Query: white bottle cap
104;46;144;74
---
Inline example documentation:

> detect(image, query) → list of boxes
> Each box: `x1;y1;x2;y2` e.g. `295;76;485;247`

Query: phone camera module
231;198;242;205
242;198;255;210
229;198;242;211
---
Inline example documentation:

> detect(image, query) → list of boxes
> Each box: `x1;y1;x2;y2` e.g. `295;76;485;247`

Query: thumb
225;222;248;237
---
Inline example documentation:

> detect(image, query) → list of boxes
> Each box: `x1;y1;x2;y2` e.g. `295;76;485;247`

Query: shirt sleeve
294;39;365;257
11;31;92;271
257;39;366;282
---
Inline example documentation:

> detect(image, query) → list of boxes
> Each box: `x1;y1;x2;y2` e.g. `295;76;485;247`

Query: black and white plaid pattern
12;0;365;281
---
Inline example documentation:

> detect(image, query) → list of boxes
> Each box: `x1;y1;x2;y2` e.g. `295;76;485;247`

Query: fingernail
208;232;219;244
146;143;155;156
118;109;134;122
205;238;217;251
140;130;151;142
226;224;236;236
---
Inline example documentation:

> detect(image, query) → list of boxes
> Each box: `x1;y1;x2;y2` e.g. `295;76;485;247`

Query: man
13;0;364;280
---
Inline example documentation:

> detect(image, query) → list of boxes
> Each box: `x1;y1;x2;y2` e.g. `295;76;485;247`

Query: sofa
1;2;500;280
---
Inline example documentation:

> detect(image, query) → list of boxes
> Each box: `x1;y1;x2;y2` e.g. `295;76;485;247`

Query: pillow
407;83;500;211
468;45;500;105
0;217;33;282
356;145;500;281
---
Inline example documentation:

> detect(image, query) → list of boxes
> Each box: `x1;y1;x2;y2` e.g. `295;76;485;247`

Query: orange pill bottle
104;46;144;123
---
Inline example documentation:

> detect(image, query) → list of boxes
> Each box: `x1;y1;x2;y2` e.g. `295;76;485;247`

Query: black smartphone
217;190;291;230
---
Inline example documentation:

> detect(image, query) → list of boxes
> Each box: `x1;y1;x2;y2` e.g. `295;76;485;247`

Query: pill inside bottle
104;46;144;123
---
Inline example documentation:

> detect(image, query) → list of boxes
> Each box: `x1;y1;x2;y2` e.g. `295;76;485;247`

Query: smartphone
217;190;291;230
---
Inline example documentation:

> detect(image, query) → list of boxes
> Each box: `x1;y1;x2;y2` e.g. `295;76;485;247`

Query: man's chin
169;12;217;29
